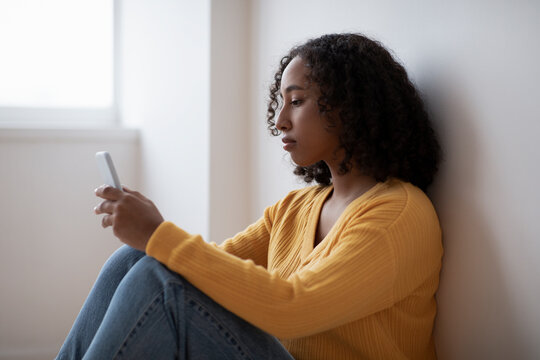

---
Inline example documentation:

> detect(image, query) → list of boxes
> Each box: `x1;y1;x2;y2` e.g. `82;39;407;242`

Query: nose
275;107;291;132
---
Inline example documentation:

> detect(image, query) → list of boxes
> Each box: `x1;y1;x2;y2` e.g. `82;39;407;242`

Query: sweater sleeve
145;219;396;339
217;214;271;268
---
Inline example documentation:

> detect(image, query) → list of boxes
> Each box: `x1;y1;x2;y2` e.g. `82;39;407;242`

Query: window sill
0;125;139;143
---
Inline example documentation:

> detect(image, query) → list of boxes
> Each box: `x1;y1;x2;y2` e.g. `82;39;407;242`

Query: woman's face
276;57;341;167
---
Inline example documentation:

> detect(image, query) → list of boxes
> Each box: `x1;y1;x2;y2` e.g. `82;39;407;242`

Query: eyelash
290;99;302;106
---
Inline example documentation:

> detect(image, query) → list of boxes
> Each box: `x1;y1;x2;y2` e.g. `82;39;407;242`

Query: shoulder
282;185;328;206
385;179;440;231
346;178;440;232
265;185;329;221
360;179;442;258
344;178;442;278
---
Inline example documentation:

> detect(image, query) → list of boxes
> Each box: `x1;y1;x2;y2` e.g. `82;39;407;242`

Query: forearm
146;221;396;339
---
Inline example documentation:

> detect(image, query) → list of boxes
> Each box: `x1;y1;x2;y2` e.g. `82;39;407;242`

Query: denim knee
123;255;184;290
110;245;145;265
98;245;146;281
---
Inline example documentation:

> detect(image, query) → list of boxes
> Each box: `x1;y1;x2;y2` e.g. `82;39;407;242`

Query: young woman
57;33;442;360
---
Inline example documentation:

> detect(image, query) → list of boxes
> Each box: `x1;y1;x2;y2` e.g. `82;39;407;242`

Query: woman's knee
112;245;145;265
122;255;184;291
98;245;145;279
113;244;145;261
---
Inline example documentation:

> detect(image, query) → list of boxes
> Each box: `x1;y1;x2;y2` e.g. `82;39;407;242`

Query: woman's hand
94;185;164;252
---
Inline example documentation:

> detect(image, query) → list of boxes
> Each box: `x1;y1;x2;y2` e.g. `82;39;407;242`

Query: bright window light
0;0;114;109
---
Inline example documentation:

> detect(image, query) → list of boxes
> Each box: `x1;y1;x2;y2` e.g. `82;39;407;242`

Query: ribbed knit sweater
146;178;443;359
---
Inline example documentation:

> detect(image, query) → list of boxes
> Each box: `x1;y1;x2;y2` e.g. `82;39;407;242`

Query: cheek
297;108;323;132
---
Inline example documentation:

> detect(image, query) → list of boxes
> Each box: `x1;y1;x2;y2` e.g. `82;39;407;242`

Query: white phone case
95;151;122;190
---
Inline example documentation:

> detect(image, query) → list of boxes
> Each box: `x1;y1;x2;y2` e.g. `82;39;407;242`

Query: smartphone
95;151;123;190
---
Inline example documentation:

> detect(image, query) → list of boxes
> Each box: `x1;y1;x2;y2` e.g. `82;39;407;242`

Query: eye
291;99;302;106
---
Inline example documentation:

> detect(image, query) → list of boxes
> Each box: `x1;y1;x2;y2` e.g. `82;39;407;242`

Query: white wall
209;0;251;242
0;128;139;359
249;0;540;358
120;0;211;240
120;0;251;244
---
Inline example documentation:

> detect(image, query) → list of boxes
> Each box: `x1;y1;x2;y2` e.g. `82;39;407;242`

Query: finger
94;200;115;215
95;185;123;201
122;186;146;200
101;214;113;228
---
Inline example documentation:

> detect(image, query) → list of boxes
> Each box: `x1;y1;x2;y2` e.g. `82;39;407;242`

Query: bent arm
146;221;396;339
217;214;271;268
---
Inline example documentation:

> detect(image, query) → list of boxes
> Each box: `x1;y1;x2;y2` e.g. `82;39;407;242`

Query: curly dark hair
266;33;441;191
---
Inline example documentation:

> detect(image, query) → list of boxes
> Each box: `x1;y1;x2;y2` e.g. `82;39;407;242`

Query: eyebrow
280;84;306;97
286;84;306;92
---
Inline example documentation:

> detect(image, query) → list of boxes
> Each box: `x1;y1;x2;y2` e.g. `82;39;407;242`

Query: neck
326;163;379;202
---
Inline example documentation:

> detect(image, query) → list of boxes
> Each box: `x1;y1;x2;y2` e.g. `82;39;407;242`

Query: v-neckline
300;181;385;261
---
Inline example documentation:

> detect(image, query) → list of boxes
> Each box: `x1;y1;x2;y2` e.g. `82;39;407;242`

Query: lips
281;137;296;151
282;137;295;144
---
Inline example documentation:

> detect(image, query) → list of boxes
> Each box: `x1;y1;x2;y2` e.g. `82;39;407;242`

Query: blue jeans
56;245;295;360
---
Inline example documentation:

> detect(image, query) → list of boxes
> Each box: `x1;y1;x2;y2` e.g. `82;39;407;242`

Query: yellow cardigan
146;178;443;359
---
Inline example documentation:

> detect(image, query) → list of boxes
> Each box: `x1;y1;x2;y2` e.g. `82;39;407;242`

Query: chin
289;150;324;167
291;157;318;168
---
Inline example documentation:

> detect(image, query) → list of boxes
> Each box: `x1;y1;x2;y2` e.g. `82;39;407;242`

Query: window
0;0;116;126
